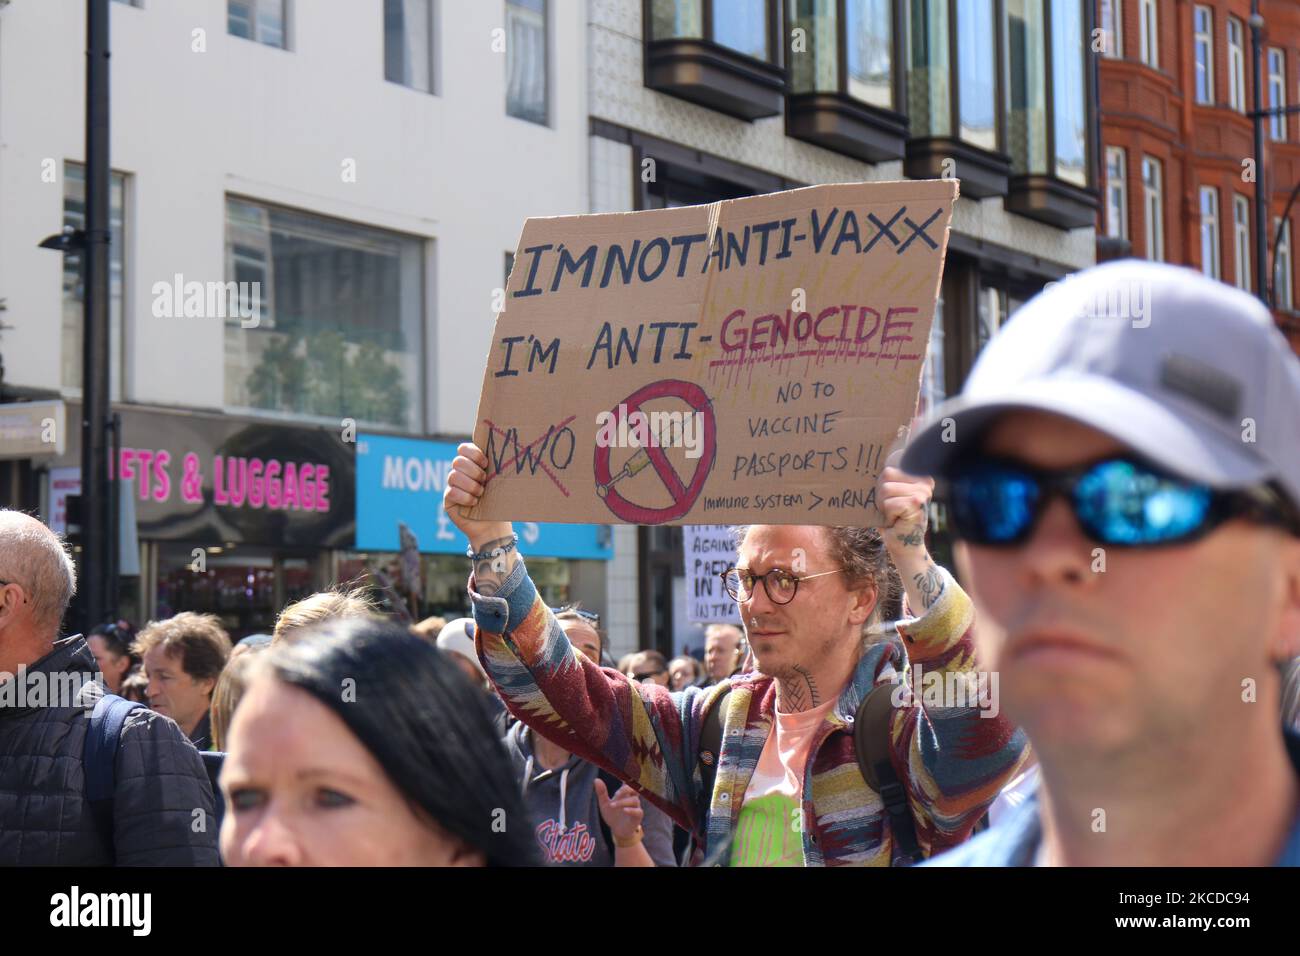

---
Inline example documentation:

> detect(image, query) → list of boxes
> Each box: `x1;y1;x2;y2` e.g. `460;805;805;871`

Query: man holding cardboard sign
445;442;1026;865
447;181;1027;865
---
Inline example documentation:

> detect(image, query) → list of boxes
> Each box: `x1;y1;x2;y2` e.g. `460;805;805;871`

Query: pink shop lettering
108;447;331;513
110;448;172;502
213;456;330;512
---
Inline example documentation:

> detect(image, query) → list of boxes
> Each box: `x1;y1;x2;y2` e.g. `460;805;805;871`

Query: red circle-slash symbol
593;380;717;524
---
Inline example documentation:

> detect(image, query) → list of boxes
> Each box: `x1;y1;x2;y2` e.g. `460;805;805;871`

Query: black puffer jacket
0;635;221;865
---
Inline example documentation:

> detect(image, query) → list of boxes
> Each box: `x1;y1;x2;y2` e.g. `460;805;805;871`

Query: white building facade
0;0;609;633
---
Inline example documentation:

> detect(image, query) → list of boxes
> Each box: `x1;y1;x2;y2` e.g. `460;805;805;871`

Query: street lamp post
82;0;113;633
37;1;116;634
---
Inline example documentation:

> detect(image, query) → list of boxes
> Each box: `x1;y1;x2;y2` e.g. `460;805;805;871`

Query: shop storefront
1;399;66;513
42;411;613;638
354;433;613;622
49;405;353;639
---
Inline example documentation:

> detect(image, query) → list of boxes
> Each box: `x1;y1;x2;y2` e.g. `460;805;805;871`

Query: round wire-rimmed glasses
717;567;844;605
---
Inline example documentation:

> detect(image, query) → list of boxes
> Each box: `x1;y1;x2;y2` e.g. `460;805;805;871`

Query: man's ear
0;586;25;633
0;592;12;631
848;583;879;627
1273;538;1300;664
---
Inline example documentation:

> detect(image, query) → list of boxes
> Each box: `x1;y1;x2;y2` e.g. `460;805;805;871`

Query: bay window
787;0;907;162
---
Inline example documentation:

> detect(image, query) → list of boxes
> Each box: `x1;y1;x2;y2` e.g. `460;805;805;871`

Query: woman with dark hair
219;618;539;866
87;620;140;694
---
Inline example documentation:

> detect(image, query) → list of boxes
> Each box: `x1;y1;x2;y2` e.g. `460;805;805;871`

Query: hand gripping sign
466;179;957;527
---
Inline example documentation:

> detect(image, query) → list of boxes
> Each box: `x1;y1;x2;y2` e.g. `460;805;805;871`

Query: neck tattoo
777;663;822;713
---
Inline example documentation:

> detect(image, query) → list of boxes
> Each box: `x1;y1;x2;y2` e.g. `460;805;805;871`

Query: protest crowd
2;260;1300;868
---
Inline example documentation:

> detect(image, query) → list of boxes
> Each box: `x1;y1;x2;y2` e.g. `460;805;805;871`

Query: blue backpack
83;693;146;858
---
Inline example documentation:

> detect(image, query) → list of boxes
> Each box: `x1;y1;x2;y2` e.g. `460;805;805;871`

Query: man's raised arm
443;443;713;835
877;455;1030;856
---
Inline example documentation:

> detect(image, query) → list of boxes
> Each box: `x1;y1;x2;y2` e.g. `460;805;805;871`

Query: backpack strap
84;693;145;861
688;686;730;859
697;688;728;809
854;681;923;865
201;751;227;833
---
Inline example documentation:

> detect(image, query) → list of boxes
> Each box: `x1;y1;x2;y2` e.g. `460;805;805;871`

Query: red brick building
1096;0;1300;350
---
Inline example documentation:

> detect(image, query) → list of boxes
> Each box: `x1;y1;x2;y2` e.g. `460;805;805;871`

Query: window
1193;6;1214;105
712;0;770;59
907;0;952;137
792;0;895;108
957;0;997;149
1138;0;1157;68
1142;155;1163;261
1003;0;1096;225
846;0;895;110
223;198;425;430
1051;0;1087;186
649;0;702;39
649;0;773;61
1278;218;1294;310
1199;187;1220;280
228;0;286;48
1005;0;1048;175
384;0;435;93
506;0;548;124
1100;0;1122;58
788;0;837;96
977;285;1006;353
1268;48;1287;141
1105;146;1127;240
62;163;126;397
1227;17;1245;112
1233;194;1251;291
646;0;781;119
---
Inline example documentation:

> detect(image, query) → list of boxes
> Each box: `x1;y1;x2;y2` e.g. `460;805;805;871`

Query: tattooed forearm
776;664;822;713
472;535;519;597
895;526;925;547
911;564;945;609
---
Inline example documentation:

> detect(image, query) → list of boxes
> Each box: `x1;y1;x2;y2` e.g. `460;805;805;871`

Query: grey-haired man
905;261;1300;866
0;509;220;864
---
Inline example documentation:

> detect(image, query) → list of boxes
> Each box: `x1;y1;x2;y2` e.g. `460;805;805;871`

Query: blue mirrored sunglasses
948;456;1295;548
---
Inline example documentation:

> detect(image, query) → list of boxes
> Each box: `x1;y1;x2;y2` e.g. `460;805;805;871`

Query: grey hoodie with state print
504;721;677;867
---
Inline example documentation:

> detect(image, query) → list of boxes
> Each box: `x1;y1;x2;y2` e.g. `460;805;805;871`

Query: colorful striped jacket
471;558;1028;866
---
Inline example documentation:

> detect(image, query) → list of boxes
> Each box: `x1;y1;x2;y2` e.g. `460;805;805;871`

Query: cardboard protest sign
467;179;956;527
683;525;743;625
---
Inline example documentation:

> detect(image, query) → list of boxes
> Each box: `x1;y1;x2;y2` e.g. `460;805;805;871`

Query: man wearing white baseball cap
436;617;514;738
436;618;488;687
904;260;1300;866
